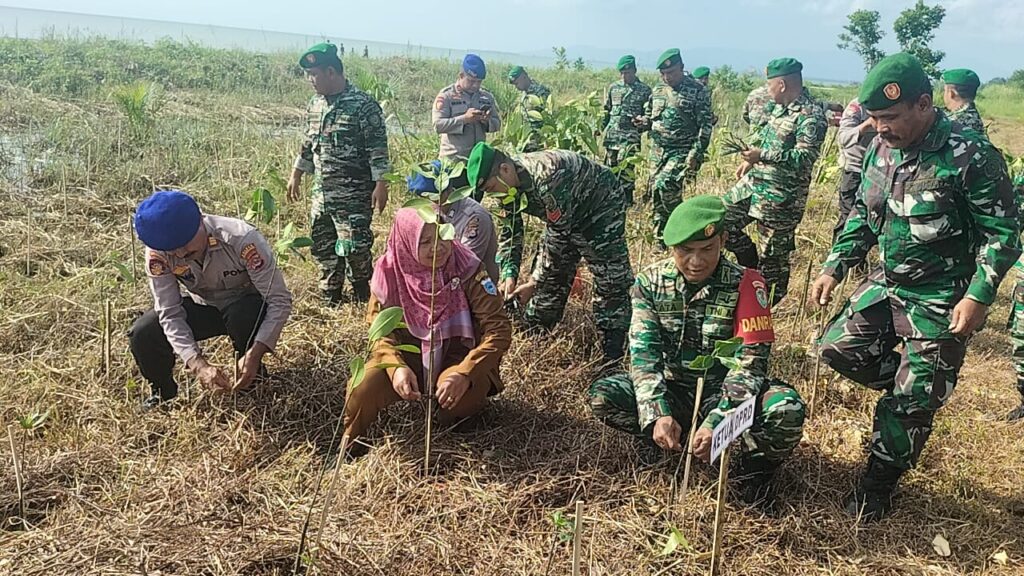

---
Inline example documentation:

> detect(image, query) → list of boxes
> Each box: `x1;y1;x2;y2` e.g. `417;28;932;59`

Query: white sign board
709;396;757;463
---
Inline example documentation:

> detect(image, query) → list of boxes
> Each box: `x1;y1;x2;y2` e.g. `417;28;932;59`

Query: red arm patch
734;268;775;344
240;243;266;272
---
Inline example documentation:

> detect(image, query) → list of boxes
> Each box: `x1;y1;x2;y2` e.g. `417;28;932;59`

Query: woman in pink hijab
343;208;512;444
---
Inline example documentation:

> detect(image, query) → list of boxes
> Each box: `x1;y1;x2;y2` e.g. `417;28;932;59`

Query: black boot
844;456;904;522
735;455;781;507
351;280;371;304
141;380;178;412
321;286;345;307
732;245;760;269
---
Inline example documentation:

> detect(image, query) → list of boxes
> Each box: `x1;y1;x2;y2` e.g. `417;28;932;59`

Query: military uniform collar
950;101;975;115
513;159;535;192
914;110;951;153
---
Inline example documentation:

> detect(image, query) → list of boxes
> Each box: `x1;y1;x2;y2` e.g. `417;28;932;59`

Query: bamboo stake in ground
709;446;731;576
673;377;706;516
25;203;32;276
103;299;112;378
572;500;585;576
315;433;351;556
7;425;25;529
807;310;828;421
128;213;138;282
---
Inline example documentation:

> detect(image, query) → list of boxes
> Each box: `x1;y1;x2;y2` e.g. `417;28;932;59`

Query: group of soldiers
127;41;1024;523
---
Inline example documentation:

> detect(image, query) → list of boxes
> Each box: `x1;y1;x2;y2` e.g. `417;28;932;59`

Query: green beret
859;52;931;111
508;66;525;82
692;66;711;79
942;68;981;90
300;42;341;69
657;48;682;70
664;195;726;247
766;58;802;79
467;142;496;191
616;55;636;71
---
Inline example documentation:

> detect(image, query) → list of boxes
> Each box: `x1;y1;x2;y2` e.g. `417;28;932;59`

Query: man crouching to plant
343;208;512;446
129;190;293;410
588;195;805;504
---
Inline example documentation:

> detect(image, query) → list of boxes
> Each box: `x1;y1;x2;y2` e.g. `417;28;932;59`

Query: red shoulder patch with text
734;268;775;344
240;243;265;272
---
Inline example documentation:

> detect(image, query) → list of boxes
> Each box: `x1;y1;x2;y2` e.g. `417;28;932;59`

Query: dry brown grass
2;88;1024;576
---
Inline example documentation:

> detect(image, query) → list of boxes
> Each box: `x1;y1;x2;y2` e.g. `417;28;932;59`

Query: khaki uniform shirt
145;215;293;364
432;83;502;160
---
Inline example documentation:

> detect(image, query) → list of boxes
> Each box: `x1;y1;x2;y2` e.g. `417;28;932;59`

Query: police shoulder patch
148;255;169;277
240;242;265;272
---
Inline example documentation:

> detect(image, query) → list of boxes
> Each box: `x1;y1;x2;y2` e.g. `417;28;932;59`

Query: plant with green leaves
527;93;603;157
8;410;48;530
111;81;164;141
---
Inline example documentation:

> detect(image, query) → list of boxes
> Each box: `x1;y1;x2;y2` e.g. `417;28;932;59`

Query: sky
2;0;1022;81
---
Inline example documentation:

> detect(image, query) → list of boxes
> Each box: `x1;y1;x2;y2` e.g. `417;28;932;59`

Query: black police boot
732;245;760;269
844;456;904;522
735;455;781;507
351;280;371;304
141;380;178;412
321;286;345;307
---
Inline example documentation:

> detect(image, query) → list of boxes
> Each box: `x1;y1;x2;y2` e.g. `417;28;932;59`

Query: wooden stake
709;446;731;576
128;213;138;283
808;303;830;420
796;260;813;331
25;203;31;276
103;299;112;378
315;434;350;555
424;392;434;475
7;425;25;529
675;377;706;513
571;500;585;576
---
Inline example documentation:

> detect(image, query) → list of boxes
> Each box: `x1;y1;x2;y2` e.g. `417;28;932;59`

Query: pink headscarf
370;208;481;385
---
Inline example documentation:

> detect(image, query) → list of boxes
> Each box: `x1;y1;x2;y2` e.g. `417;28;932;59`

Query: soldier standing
834;98;876;243
287;42;390;305
467;142;633;363
508;66;552;153
129;191;293;410
722;58;827;305
811;53;1020;521
634;49;713;245
1009;174;1024;421
942;68;987;136
589;195;805;503
601;55;651;205
432;54;501;162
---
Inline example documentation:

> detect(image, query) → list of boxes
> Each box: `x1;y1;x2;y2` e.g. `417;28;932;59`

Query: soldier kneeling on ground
129;190;293;410
589;195;806;505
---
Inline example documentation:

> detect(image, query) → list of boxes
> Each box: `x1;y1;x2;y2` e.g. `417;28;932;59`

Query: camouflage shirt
823;111;1021;339
742;85;775;144
743;88;828;213
520;81;552;133
496;150;621;281
948;102;987;137
631;258;776;431
645;75;713;160
294;83;391;191
601;78;652;148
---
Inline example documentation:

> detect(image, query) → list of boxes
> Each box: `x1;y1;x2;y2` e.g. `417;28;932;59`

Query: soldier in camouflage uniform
691;66;719;126
811;54;1021;521
636;49;713;244
509;66;552;153
601;55;652;205
722;58;827;305
288;42;391;305
589;196;805;503
742;85;775;146
467;142;632;362
941;68;987;137
1007;174;1024;420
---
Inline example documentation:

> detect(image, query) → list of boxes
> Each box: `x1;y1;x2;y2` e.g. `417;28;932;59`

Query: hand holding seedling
392;366;421;401
509;279;537;306
436;372;470;410
234;343;269;390
500;278;517;298
692;427;713;463
950;298;987;336
739;147;762;164
810;274;838;307
189;357;231;391
653;416;683;451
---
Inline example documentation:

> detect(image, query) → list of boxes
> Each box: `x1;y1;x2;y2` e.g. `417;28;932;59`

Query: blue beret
462;54;487;79
407;160;443;195
134;190;202;251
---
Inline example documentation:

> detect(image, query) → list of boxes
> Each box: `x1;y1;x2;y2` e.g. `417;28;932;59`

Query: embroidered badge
704;223;715;237
883;82;901;101
305;54;317;64
240;243;265;272
148;257;168;276
464;216;479;239
481;277;497;296
173;264;195;282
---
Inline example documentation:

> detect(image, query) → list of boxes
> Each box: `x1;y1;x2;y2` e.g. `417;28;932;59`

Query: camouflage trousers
819;297;967;471
588;374;806;466
1007;276;1024;399
310;185;374;292
526;214;633;338
647;147;693;241
604;143;640;206
722;190;801;305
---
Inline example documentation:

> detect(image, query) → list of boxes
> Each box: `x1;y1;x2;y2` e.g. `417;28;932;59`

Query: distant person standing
942;68;987;136
635;48;713;244
691;66;718;126
834;98;876;243
432;54;501;162
363;45;369;58
743;85;775;145
601;55;652;205
287;42;390;305
509;66;552;152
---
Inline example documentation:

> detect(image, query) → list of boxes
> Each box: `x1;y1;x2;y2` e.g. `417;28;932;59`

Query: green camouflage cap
508;65;525;82
657;48;682;70
467;142;497;191
859;53;931;111
692;66;711;79
617;55;636;71
766;58;802;79
663;194;726;247
942;68;981;90
299;42;341;69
